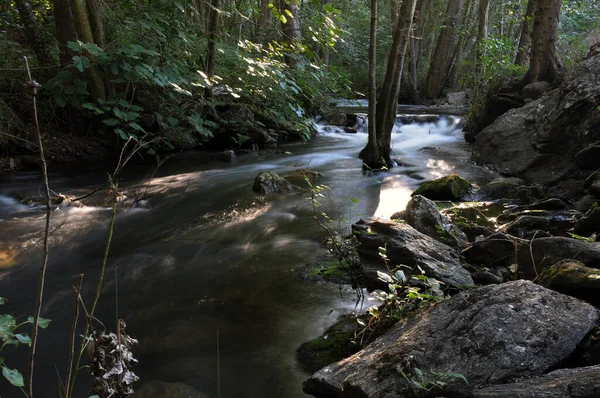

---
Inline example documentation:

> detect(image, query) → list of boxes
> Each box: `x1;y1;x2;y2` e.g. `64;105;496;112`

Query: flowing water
0;113;497;397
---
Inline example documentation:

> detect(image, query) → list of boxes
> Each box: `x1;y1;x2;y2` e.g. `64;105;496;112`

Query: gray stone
523;81;553;101
462;233;600;280
401;195;468;248
472;55;600;185
538;260;600;308
303;281;598;398
252;171;293;194
501;215;551;239
352;219;474;288
472;365;600;398
574;207;600;237
446;91;468;107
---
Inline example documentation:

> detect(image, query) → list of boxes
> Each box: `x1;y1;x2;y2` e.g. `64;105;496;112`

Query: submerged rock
252;171;293;194
303;281;598;398
412;174;472;201
538;261;600;308
136;381;209;398
297;316;362;374
352;219;474;288
400;195;468;248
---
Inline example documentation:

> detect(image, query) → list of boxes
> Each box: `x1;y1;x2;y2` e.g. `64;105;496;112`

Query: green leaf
2;366;24;387
118;99;129;107
0;314;16;338
26;316;51;329
15;333;31;346
0;298;5;305
102;118;119;127
115;129;128;140
129;122;145;132
82;103;97;111
349;198;358;204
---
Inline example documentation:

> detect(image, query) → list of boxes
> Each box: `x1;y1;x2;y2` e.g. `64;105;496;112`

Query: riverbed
0;113;496;397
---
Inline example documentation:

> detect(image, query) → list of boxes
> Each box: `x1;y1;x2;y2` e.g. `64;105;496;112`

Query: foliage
355;248;443;346
397;366;468;397
0;297;50;393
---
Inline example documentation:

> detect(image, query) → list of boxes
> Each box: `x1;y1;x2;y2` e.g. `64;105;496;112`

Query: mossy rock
479;177;527;200
412;174;472;201
538;261;600;307
296;316;362;374
302;258;353;284
252;171;293;194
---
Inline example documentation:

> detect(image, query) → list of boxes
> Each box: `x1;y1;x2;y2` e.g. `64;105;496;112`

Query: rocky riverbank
300;171;600;397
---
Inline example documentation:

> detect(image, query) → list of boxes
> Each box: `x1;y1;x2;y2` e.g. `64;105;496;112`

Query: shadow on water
0;112;496;397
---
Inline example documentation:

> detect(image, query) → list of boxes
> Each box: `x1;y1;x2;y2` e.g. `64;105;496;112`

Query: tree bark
278;0;302;67
71;0;106;101
423;0;463;99
256;0;271;43
515;0;535;66
14;0;53;65
474;0;491;80
522;0;563;85
85;0;105;48
53;0;78;66
361;0;418;169
363;0;379;166
447;0;474;89
406;0;427;100
205;0;220;97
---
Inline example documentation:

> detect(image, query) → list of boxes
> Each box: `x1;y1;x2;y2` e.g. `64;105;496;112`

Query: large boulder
252;171;293;194
462;234;600;280
538;261;600;308
303;281;598;398
412;174;473;201
574;207;600;237
400;195;468;248
472;55;600;186
352;219;474;288
471;365;600;398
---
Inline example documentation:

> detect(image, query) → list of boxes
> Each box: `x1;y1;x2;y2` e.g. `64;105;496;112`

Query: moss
296;317;362;374
412;174;472;201
538;261;600;307
304;259;353;284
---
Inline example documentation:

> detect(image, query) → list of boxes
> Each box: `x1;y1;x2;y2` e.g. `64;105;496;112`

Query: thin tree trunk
522;0;563;84
361;0;417;169
515;0;535;66
447;0;474;89
14;0;53;65
363;0;379;166
71;0;105;101
423;0;463;98
475;0;491;81
256;0;271;43
407;0;427;100
85;0;105;48
205;0;220;97
278;0;302;67
53;0;78;65
320;0;332;64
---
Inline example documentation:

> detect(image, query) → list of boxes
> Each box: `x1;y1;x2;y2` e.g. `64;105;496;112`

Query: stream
0;112;497;397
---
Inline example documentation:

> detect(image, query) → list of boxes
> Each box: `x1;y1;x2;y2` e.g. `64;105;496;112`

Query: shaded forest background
1;0;599;160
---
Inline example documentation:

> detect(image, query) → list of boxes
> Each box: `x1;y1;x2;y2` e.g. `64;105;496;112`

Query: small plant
355;248;443;346
0;297;51;393
397;366;468;397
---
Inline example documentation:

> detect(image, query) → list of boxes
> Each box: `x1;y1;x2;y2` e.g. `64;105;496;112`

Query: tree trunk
256;0;271;43
515;0;535;66
447;0;474;89
361;0;418;169
53;0;78;66
14;0;53;65
205;0;220;97
85;0;105;48
406;0;427;100
474;0;491;80
278;0;302;67
71;0;105;101
423;0;463;99
522;0;563;85
363;0;379;167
